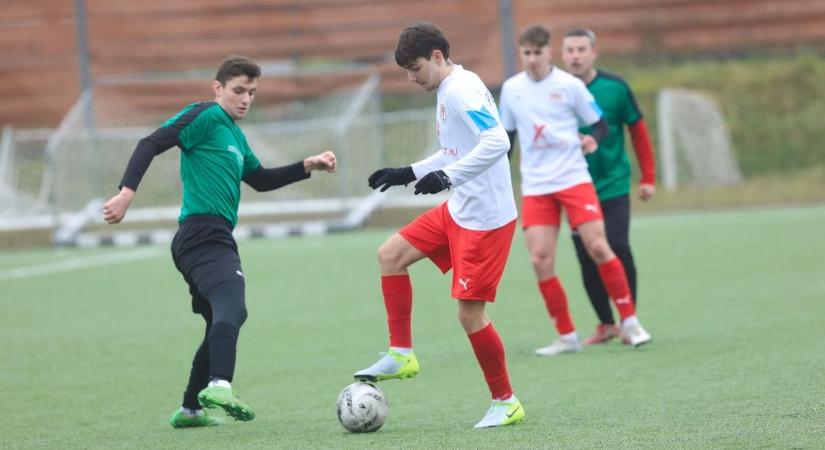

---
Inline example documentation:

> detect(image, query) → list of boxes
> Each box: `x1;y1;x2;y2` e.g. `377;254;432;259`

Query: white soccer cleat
534;337;582;356
474;395;525;429
621;320;652;347
353;349;419;382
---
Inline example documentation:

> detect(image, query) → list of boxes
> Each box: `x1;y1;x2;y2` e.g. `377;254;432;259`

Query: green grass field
2;205;824;449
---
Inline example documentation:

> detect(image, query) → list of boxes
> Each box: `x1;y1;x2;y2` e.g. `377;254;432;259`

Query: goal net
656;87;744;190
0;72;439;246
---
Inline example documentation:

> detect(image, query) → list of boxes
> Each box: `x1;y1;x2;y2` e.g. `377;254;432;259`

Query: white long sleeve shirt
411;65;517;231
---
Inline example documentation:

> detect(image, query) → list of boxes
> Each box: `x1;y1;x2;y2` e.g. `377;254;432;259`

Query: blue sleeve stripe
466;106;498;132
590;100;603;117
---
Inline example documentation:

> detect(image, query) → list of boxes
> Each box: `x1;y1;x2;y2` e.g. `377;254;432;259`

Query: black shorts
171;215;245;314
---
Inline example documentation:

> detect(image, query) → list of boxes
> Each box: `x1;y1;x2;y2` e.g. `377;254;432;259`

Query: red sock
538;276;575;335
597;257;636;321
382;274;412;348
468;323;513;400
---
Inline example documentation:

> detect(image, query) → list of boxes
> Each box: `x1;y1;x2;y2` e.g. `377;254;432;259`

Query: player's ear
431;49;443;63
212;80;222;98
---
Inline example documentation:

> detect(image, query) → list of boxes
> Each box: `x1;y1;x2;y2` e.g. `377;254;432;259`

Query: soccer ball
336;382;389;432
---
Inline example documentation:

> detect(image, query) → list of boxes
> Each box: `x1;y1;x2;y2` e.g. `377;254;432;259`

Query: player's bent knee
586;240;614;263
377;241;409;273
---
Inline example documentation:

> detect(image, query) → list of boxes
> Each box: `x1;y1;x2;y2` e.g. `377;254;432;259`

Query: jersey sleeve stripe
164;101;216;133
466;106;498;132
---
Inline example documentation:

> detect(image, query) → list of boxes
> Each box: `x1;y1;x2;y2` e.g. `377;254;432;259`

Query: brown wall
2;0;824;127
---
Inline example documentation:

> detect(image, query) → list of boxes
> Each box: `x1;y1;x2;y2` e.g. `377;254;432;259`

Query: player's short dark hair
564;28;597;46
215;55;261;85
519;25;551;47
395;21;451;68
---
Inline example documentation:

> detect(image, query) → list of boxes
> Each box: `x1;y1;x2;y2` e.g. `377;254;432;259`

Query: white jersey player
353;21;525;430
499;25;651;356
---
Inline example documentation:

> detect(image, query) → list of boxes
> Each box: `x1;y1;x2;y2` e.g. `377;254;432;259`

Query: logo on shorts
236;270;244;278
458;278;470;291
584;203;599;213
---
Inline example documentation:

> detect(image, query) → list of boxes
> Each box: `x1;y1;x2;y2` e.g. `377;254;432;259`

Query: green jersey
580;70;643;201
162;102;261;226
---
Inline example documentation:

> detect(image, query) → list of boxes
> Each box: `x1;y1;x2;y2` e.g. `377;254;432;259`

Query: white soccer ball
336;382;389;432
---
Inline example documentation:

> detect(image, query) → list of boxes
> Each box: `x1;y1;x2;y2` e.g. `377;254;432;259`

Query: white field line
0;248;164;282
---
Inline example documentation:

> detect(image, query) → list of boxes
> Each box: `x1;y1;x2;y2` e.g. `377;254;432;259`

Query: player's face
213;75;257;120
562;36;597;78
403;50;446;92
519;44;552;80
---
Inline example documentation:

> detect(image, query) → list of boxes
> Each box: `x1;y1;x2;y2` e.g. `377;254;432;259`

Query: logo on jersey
227;144;243;165
532;124;547;144
549;91;564;102
439;104;447;125
531;123;563;150
584;203;599;213
458;278;470;291
440;147;459;157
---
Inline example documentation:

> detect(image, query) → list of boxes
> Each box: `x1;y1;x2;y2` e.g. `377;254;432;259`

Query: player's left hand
581;134;598;154
414;170;451;195
638;183;655;201
304;151;337;173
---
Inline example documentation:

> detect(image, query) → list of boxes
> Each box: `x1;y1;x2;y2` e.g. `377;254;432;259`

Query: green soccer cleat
474;395;526;429
169;409;225;429
354;349;420;382
197;386;256;421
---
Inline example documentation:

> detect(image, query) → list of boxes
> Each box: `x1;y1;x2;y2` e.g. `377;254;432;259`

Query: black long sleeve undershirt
590;117;609;143
118;127;179;191
242;161;310;192
506;130;517;160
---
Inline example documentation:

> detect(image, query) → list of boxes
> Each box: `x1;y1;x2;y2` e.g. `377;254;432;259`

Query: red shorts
399;203;516;302
522;182;603;230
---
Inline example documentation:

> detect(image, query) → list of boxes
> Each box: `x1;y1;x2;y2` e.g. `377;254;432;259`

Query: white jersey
499;67;603;196
411;65;516;231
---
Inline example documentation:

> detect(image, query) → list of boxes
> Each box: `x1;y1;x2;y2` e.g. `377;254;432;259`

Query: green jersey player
103;55;337;428
562;28;656;344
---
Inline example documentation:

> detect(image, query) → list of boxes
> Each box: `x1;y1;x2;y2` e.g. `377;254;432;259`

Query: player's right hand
102;187;135;224
581;134;598;154
368;167;416;192
638;183;655;201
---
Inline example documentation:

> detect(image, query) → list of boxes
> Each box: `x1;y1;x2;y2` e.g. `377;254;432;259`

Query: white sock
560;331;579;343
180;407;203;417
390;347;412;355
496;393;515;402
622;315;639;328
208;378;231;389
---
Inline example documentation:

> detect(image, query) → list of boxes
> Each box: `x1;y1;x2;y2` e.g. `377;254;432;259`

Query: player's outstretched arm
103;187;135;224
243;151;336;192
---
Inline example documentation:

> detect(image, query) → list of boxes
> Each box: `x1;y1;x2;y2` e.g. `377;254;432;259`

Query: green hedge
606;52;825;177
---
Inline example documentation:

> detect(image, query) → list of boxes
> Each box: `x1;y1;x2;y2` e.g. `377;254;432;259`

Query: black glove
368;166;416;192
414;170;451;195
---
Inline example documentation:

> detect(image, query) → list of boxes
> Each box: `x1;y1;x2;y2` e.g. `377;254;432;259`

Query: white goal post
657;87;744;190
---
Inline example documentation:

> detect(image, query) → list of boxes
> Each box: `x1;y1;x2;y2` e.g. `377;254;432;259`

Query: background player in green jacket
562;28;657;345
103;55;337;428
